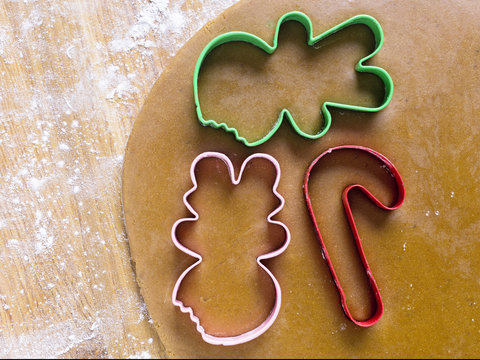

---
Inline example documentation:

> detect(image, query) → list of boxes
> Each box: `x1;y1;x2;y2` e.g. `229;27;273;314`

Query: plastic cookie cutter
171;151;291;346
303;145;405;327
193;11;394;147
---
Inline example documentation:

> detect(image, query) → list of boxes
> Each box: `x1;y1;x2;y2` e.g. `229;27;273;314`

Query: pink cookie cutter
171;151;291;346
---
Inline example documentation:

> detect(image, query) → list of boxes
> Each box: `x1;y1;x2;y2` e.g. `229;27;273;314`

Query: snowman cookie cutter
171;151;291;345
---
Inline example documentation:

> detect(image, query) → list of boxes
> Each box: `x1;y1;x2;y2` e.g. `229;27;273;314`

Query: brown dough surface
122;0;480;357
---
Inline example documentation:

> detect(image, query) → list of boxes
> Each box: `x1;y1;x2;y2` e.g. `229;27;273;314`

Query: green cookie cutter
193;11;394;147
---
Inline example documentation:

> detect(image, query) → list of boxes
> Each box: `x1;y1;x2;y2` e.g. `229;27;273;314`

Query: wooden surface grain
0;0;238;357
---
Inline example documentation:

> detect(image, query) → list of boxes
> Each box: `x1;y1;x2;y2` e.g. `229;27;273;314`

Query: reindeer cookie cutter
171;152;291;345
193;11;394;147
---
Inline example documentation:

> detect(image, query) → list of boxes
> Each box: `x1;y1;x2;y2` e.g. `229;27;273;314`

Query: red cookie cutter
303;145;405;327
171;151;291;345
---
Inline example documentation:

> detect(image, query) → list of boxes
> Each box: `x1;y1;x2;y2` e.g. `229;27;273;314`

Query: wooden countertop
0;0;238;357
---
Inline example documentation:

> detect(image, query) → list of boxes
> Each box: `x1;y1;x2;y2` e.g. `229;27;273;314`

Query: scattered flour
0;319;98;358
0;0;240;357
109;0;228;57
127;350;153;359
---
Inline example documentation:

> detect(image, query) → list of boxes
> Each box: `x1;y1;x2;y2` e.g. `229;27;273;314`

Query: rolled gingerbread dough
122;0;480;357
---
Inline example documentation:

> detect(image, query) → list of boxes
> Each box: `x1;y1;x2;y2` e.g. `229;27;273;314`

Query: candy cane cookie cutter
171;152;291;345
194;11;394;147
303;145;405;326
